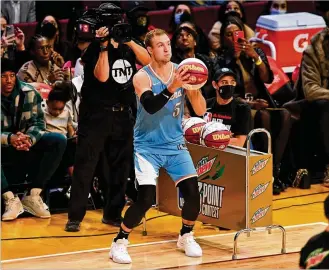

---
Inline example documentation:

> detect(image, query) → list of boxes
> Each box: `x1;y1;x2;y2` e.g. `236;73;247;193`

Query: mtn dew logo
251;206;270;224
251;182;270;200
196;156;216;177
251;158;270;176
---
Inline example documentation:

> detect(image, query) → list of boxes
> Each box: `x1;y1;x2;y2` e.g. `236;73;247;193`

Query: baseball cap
213;68;236;82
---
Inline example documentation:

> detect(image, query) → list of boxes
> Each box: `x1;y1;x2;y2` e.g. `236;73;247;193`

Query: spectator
44;82;75;137
0;22;29;70
216;15;291;195
171;25;214;100
291;1;329;187
299;195;329;269
17;35;65;85
1;15;8;32
261;1;288;16
126;5;155;45
208;1;254;58
178;21;210;56
204;68;252;148
168;3;194;37
36;15;72;64
1;58;66;221
45;81;77;183
1;0;36;24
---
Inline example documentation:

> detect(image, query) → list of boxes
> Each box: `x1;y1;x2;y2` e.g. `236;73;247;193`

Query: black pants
68;102;134;222
1;133;67;192
297;99;329;169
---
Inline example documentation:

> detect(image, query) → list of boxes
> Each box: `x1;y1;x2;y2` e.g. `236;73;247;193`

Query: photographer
65;3;151;232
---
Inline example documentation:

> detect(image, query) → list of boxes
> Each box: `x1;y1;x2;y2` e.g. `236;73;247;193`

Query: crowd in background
1;0;328;223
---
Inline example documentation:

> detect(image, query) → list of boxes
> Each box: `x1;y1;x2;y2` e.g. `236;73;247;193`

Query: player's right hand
96;27;109;46
167;67;191;93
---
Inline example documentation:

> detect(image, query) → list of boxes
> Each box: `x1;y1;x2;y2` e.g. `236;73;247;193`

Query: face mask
175;11;191;25
218;85;235;99
270;8;286;15
41;22;57;39
174;13;183;25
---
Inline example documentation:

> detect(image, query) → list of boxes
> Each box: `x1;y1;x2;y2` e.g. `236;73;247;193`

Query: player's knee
136;185;156;212
178;177;200;220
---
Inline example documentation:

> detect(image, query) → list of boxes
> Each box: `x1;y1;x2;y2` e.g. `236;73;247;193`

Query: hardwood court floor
1;184;329;268
2;223;327;269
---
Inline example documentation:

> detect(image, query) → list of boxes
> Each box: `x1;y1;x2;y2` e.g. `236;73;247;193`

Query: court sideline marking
2;222;327;263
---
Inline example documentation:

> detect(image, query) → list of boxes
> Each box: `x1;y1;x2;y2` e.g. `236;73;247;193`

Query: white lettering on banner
112;59;133;84
293;34;309;53
178;182;225;219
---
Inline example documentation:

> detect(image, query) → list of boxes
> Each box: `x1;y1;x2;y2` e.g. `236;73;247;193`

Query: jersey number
173;102;181;118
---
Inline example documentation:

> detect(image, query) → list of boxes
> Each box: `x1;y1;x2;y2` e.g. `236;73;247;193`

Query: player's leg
109;152;161;264
165;151;202;257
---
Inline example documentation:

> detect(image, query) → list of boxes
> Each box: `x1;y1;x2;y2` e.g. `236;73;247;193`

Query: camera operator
65;3;151;232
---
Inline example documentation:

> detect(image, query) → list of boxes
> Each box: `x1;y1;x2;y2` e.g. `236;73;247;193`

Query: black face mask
218;85;235;99
41;22;57;39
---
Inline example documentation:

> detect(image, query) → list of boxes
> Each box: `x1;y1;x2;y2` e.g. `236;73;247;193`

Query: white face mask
270;8;287;15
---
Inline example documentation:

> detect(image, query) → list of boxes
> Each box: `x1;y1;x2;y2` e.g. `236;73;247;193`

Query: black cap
213;68;236;82
325;195;329;220
126;1;149;13
1;58;17;74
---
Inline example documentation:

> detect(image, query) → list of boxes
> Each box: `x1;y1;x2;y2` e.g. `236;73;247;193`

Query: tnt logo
112;59;133;84
293;34;309;53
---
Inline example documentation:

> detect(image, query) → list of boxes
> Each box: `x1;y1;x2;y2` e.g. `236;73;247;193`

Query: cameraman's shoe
65;220;81;232
102;216;122;227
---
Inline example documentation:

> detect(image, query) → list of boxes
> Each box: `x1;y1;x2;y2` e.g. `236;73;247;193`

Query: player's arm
134;71;174;115
185;89;207;116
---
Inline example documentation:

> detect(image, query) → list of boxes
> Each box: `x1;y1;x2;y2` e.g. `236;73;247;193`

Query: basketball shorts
134;150;197;186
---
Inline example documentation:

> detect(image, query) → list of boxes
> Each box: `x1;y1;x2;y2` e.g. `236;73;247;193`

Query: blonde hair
144;29;169;48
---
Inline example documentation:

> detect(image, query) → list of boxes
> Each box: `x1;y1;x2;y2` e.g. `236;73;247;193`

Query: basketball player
109;29;207;264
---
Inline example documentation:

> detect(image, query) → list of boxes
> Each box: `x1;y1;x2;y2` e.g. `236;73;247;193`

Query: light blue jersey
134;63;185;155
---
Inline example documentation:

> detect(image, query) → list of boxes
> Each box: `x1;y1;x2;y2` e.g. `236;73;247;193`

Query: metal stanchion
232;129;286;260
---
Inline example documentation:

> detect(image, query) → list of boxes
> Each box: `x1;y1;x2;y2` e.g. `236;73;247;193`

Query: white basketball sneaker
109;238;132;264
177;232;202;257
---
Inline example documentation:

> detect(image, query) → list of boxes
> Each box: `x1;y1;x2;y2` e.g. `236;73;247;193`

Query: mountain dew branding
251;182;270;200
251;158;270;176
196;156;216;177
178;155;226;219
250;206;270;224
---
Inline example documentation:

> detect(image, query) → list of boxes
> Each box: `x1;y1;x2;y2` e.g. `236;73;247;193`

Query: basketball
182;117;206;145
178;58;208;90
200;122;231;150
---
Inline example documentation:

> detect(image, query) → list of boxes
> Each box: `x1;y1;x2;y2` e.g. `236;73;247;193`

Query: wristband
255;56;263;66
100;45;108;52
7;133;13;145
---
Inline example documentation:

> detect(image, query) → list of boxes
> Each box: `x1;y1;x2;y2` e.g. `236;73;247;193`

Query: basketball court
1;141;329;269
1;222;327;269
